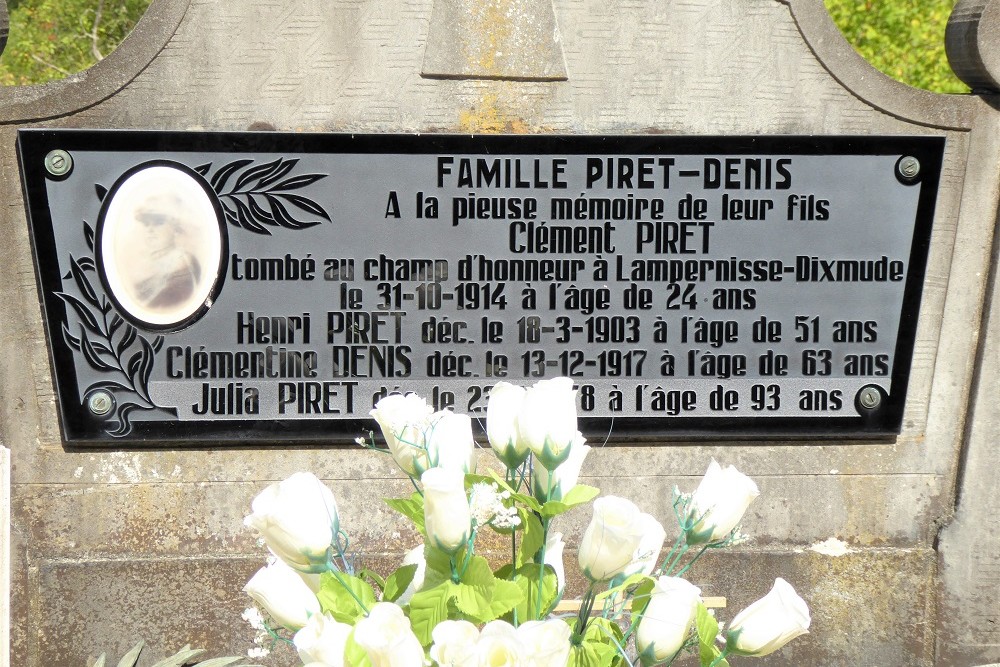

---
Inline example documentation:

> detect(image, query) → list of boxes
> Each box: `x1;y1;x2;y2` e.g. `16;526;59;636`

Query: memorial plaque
17;131;943;444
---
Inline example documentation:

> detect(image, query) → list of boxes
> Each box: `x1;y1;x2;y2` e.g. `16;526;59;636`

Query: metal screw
87;390;114;416
898;156;920;181
44;150;73;177
858;386;881;410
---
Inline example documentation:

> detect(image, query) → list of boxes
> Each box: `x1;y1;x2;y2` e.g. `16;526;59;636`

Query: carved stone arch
947;0;1000;93
776;0;983;132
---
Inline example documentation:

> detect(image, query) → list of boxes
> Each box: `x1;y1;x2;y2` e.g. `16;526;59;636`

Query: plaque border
17;130;945;446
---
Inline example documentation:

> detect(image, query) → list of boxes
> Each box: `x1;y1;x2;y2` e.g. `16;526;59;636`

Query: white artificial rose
243;557;321;630
517;377;578;470
475;621;526;667
370;393;434;476
578;496;647;581
395;544;427;606
623;513;666;578
244;472;339;572
422;467;472;553
687;459;760;545
532;435;589;502
636;576;701;665
517;619;572;667
293;612;352;667
486;382;529;469
543;531;566;593
726;578;811;657
353;602;425;667
430;619;480;666
425;410;477;475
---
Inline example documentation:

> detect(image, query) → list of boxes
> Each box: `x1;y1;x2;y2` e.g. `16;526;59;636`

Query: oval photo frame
97;162;227;331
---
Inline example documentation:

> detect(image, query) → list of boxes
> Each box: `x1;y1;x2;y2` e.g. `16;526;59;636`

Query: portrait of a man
131;192;203;310
99;164;223;328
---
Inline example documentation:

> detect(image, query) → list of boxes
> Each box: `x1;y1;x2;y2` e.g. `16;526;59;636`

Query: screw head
897;156;920;181
858;386;881;410
87;390;114;417
44;150;73;177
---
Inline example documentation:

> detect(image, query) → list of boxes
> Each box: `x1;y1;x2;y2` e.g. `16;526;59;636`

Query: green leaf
593;573;649;603
383;564;418;602
115;641;144;667
345;628;374;667
488;470;542;512
541;484;600;518
699;645;730;667
695;603;729;667
317;572;378;624
695;602;719;647
150;646;205;667
511;563;559;622
192;659;252;667
422;543;457;590
452;556;523;622
569;632;619;667
408;581;455;646
358;567;386;593
629;577;656;619
516;510;545;568
384;492;426;537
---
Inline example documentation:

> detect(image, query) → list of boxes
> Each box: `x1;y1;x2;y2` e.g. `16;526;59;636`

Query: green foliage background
0;0;152;86
0;0;973;93
825;0;969;94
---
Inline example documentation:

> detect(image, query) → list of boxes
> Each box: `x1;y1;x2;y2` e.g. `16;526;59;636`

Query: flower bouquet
241;377;810;666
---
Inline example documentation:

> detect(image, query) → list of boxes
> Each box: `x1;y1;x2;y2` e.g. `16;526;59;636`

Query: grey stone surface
0;0;998;665
947;0;1000;93
0;447;8;667
422;0;567;80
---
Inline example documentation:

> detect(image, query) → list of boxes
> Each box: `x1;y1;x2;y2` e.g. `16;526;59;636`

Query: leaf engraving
56;217;176;437
205;158;331;235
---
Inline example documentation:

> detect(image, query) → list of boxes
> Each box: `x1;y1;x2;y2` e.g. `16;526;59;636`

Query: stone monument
1;0;999;664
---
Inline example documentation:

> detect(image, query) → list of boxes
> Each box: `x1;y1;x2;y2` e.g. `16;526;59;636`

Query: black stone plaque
17;131;944;444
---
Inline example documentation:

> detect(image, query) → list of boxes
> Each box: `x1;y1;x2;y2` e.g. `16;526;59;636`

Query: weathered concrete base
17;546;934;667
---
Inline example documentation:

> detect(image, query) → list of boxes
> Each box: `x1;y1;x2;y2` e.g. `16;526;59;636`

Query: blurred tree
825;0;969;93
0;0;151;86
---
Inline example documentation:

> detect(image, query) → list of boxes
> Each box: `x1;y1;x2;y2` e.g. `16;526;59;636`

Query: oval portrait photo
98;163;225;329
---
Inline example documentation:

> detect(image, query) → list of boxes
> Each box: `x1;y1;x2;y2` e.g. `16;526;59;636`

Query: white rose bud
475;621;526;667
726;578;811;657
421;467;472;554
687;459;760;545
370;393;433;477
636;576;701;665
293;612;352;667
532;435;589;502
353;602;425;667
486;382;529;469
430;619;480;667
517;377;578;470
395;544;426;606
517;619;572;667
243;558;321;630
244;472;339;572
424;410;477;475
543;531;566;593
578;496;647;581
623;513;667;578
